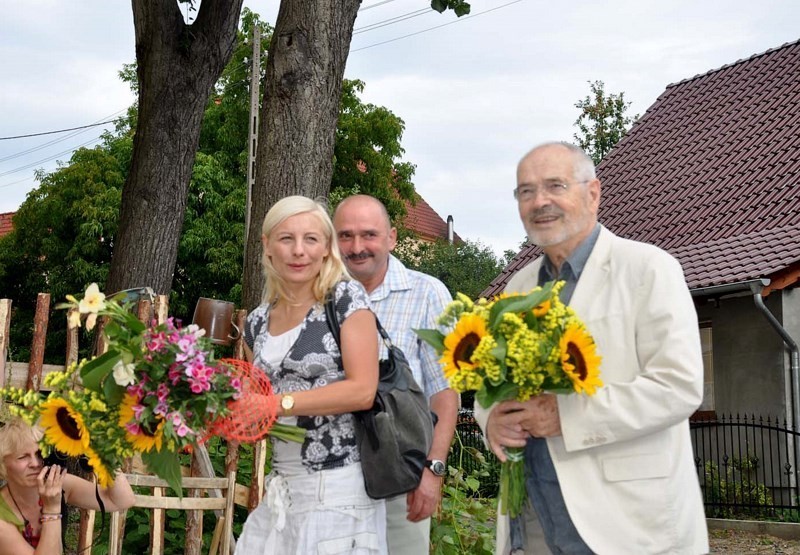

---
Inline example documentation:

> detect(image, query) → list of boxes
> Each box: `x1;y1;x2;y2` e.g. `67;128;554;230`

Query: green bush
703;457;773;519
431;439;497;554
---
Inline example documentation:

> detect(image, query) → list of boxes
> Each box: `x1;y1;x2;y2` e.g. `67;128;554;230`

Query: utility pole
244;24;261;251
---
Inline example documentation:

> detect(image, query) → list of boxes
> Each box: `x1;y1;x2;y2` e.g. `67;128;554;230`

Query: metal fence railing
691;413;800;521
448;410;499;497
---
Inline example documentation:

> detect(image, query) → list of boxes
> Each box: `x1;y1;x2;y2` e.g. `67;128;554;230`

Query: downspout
690;279;799;427
750;282;800;432
750;281;800;500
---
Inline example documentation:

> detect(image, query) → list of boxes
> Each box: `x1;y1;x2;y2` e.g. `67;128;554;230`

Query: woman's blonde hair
260;196;349;304
0;418;42;479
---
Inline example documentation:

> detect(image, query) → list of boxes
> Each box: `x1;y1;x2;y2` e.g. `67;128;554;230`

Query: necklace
5;484;41;546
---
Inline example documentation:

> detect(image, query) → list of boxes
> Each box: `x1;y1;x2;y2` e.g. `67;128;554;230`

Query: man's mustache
529;206;564;219
345;251;373;261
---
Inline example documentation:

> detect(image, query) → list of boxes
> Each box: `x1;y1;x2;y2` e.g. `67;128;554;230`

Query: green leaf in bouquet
475;381;518;409
122;313;147;335
522;309;544;331
80;350;121;391
142;448;184;497
488;283;555;329
413;328;446;353
103;377;125;406
103;319;123;340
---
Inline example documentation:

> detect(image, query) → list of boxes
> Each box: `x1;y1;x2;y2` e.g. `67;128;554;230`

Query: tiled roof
484;39;800;297
403;196;462;243
0;212;13;238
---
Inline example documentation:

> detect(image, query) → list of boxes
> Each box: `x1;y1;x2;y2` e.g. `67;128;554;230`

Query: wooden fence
0;293;268;554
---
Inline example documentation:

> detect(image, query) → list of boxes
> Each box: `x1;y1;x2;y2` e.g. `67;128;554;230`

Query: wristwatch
280;394;295;416
425;459;446;477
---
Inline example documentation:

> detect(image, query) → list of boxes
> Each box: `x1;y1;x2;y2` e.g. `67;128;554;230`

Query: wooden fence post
154;295;169;325
65;307;79;366
0;299;11;391
185;453;204;555
27;293;50;391
233;309;247;360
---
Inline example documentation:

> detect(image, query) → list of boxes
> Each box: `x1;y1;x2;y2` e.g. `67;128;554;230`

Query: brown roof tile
485;39;800;297
403;196;462;243
0;212;13;238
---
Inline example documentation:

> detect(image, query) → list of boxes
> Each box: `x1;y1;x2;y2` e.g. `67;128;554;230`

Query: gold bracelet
41;511;61;516
39;514;62;523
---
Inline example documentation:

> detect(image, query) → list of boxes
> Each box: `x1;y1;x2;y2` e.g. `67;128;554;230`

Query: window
698;324;714;413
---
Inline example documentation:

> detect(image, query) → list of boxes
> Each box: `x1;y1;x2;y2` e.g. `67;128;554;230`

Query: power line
0;175;36;190
352;0;524;52
0;136;103;178
0;109;127;163
354;7;432;35
359;0;400;11
0;119;119;141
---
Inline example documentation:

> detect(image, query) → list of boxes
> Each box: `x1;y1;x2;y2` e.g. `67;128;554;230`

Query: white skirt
235;463;387;555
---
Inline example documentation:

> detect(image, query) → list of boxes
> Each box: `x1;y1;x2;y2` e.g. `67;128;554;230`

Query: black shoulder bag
324;296;435;499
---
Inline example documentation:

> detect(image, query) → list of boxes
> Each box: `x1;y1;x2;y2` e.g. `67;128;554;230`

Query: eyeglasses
513;180;589;202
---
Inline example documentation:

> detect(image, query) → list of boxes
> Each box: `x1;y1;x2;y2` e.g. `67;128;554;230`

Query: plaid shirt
368;255;452;399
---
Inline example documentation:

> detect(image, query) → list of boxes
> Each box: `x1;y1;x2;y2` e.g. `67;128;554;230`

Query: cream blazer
475;227;709;555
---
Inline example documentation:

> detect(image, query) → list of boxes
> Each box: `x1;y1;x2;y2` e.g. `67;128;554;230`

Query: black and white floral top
244;280;372;472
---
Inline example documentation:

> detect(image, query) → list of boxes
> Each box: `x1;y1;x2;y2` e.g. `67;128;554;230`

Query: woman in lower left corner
0;417;136;555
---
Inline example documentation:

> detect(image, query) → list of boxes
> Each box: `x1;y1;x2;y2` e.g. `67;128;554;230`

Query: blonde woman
236;196;385;554
0;418;135;555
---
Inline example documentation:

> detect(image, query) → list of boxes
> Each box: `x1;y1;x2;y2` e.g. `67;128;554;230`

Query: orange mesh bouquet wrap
206;359;305;444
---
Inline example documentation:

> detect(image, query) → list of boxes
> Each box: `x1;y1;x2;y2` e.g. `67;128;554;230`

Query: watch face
281;395;294;410
430;460;446;476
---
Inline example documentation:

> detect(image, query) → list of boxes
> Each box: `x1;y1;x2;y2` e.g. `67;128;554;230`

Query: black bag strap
324;294;382;449
324;293;393;348
324;294;341;346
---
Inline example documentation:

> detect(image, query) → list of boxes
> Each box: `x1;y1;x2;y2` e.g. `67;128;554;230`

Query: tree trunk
106;0;244;296
241;0;361;311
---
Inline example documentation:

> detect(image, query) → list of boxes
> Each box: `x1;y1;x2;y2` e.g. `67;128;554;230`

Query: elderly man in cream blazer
475;142;708;554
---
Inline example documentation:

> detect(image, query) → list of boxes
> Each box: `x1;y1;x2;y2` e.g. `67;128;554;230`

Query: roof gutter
690;278;770;298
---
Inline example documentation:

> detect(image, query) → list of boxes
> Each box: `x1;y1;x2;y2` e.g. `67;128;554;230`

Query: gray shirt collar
538;224;601;302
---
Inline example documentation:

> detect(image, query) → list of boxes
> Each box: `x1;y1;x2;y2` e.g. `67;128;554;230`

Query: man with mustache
475;142;708;554
334;195;458;555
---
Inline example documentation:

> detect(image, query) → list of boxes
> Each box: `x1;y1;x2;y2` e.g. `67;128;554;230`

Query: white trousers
235;464;387;554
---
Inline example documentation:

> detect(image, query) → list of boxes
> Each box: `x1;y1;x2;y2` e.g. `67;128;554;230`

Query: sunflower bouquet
1;284;303;494
414;280;602;518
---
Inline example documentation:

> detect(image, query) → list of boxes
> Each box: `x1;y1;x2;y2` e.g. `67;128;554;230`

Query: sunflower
119;393;164;452
85;449;114;488
441;313;489;379
38;398;90;456
559;324;603;395
532;300;551;317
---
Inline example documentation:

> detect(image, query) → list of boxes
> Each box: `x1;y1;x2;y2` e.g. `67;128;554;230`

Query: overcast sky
1;0;798;255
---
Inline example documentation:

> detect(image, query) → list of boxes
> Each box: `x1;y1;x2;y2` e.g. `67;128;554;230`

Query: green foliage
395;239;509;300
331;79;416;222
432;439;496;554
573;80;638;165
703;458;774;519
430;0;471;17
0;134;128;362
